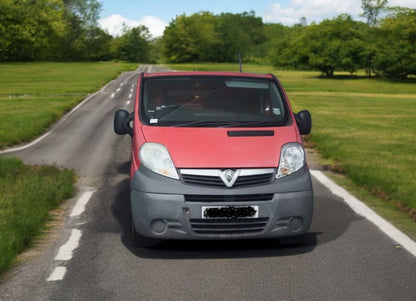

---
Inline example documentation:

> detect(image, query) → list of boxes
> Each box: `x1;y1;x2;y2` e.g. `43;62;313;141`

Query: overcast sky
98;0;416;38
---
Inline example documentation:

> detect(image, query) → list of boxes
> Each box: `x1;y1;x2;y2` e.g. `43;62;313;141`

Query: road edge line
0;81;114;155
311;169;416;257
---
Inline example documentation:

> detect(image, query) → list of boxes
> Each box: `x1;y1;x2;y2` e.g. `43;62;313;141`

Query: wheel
131;222;161;248
278;235;305;246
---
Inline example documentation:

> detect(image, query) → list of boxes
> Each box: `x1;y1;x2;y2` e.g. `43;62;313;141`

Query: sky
98;0;416;38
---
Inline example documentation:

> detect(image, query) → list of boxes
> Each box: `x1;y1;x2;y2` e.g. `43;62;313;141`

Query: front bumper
130;166;313;240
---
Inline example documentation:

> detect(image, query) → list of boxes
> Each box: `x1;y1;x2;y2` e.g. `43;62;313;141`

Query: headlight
276;143;305;178
139;143;179;179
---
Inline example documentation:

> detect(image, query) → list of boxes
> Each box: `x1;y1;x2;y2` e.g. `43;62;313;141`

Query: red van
114;71;313;247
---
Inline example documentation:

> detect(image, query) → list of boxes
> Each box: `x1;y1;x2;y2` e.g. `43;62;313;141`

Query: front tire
131;222;161;247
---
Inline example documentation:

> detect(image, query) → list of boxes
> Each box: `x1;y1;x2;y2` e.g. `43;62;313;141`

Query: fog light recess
288;217;303;231
151;219;168;234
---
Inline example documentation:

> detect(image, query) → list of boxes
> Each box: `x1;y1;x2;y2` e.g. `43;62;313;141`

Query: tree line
267;7;416;78
0;0;151;62
162;4;416;79
1;0;415;78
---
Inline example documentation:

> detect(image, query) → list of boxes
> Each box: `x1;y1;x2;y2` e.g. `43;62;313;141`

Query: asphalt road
1;65;415;301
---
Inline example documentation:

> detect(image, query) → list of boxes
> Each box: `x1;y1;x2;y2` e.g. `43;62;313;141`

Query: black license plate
202;206;259;219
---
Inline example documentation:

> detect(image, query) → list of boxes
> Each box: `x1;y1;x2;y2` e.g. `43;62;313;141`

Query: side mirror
295;110;312;135
114;109;133;136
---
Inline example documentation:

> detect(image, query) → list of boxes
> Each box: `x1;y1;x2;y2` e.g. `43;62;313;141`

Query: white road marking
111;93;115;98
46;267;67;282
70;190;95;217
128;93;132;99
46;190;94;281
126;100;131;105
54;229;82;261
0;84;106;155
0;131;52;155
116;88;121;92
311;170;416;257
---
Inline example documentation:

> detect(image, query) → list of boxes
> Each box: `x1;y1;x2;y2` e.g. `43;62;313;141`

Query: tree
162;14;199;62
83;27;113;61
284;15;368;76
373;8;416;78
361;0;388;26
162;11;264;63
63;0;101;28
0;0;66;61
111;25;151;62
162;12;219;62
60;0;104;60
215;11;265;62
266;23;307;68
297;17;308;27
0;0;110;61
360;1;388;76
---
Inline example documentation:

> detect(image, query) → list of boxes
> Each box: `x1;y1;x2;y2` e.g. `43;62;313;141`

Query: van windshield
141;76;290;127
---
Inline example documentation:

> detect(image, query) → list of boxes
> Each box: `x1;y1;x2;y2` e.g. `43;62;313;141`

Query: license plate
202;206;259;219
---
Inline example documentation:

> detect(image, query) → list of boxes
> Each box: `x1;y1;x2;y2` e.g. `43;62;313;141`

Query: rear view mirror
114;109;133;136
295;110;312;135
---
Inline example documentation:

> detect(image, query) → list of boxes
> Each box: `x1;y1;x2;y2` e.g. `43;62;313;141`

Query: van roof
143;71;274;79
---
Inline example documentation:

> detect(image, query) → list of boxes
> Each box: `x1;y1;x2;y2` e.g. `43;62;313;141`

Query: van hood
140;126;299;168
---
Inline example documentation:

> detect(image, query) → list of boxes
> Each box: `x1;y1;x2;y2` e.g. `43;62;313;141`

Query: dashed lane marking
46;267;67;282
70;190;95;217
54;229;82;261
46;189;95;282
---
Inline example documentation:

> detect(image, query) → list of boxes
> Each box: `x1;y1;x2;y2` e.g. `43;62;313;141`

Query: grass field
0;158;75;275
168;63;416;238
0;62;137;275
0;62;137;148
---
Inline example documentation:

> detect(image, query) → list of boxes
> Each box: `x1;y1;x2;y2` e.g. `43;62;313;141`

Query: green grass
0;62;137;95
0;62;137;148
0;62;137;275
0;157;76;275
0;96;81;147
294;94;416;208
166;63;416;239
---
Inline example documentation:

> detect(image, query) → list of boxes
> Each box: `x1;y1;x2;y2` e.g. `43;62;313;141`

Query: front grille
233;173;274;187
180;169;275;188
190;218;269;235
185;194;274;203
182;174;224;187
